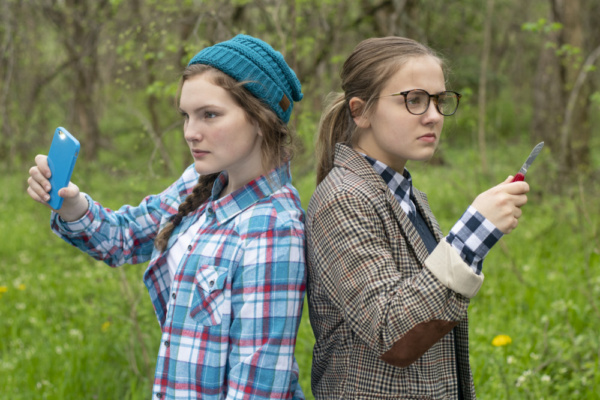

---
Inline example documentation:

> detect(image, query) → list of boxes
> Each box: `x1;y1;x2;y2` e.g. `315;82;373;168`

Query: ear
254;120;263;137
349;97;370;129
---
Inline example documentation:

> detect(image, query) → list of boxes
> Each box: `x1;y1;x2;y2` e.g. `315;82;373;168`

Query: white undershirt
165;213;207;280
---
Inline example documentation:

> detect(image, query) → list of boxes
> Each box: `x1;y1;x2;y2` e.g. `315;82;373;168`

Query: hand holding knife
511;142;544;182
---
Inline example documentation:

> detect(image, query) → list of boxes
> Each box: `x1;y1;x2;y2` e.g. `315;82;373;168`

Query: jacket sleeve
308;187;479;367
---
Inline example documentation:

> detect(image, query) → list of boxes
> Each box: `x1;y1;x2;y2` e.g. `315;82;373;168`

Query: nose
421;102;443;125
183;119;203;142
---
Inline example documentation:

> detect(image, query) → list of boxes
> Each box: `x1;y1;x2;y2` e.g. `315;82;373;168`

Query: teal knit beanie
187;34;303;124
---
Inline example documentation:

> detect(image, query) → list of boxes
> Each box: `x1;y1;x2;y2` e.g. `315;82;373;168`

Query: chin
413;151;436;162
194;163;219;175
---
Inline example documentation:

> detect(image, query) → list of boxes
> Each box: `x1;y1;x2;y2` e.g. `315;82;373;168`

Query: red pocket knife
512;142;544;182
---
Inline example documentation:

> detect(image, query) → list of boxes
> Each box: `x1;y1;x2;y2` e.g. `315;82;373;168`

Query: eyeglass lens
406;90;459;116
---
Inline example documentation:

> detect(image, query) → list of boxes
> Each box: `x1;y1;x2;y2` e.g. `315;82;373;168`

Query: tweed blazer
306;144;480;399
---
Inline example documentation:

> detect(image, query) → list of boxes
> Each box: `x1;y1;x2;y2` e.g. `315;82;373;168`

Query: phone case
47;127;80;210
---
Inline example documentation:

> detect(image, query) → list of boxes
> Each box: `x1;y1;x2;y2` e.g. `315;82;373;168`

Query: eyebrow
388;89;448;95
177;104;221;115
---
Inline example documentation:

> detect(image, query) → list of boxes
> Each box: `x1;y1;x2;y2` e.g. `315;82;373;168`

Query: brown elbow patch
380;320;459;368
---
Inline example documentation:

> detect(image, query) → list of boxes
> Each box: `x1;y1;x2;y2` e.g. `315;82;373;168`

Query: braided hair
154;173;219;251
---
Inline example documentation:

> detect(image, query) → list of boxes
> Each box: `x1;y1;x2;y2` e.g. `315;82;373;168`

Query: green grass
2;142;599;399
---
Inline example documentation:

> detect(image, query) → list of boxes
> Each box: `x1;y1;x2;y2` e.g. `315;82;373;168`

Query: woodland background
1;0;600;399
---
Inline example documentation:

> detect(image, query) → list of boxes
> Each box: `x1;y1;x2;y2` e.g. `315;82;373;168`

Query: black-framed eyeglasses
381;89;462;116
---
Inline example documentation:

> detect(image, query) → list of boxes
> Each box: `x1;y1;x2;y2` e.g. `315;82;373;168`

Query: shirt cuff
445;205;503;275
425;240;484;298
50;193;93;234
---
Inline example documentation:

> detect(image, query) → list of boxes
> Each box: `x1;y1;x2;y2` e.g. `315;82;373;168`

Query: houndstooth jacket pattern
306;143;478;400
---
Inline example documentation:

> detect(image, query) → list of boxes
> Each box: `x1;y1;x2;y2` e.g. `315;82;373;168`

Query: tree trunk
44;0;108;162
559;0;590;171
477;0;494;175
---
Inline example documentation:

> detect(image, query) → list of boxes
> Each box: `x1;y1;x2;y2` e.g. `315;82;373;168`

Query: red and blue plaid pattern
52;163;306;400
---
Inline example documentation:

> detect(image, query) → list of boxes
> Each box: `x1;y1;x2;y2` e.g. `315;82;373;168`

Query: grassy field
1;142;599;399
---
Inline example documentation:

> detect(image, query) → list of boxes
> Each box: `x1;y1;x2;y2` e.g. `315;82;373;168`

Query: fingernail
44;195;50;201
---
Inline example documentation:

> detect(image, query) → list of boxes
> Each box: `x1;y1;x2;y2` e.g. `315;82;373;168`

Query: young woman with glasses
306;36;530;399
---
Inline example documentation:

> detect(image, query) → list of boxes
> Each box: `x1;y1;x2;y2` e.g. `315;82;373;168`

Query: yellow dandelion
0;286;7;293
17;284;26;291
492;334;512;347
101;321;111;332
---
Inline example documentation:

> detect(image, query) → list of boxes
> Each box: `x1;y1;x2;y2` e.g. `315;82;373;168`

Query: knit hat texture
188;34;303;124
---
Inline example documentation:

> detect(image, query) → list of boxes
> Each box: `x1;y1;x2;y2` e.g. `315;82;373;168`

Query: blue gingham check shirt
364;156;503;275
51;163;306;400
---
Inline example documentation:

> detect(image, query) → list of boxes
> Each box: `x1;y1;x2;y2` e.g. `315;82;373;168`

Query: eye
204;111;217;119
406;96;422;105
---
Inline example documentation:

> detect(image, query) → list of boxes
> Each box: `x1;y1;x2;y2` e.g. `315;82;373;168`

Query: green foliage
522;17;585;70
521;18;563;34
591;91;600;108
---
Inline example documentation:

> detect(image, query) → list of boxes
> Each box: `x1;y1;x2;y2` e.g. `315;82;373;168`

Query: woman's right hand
27;154;88;221
471;176;530;234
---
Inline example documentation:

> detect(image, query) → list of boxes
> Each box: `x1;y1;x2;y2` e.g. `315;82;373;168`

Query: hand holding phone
47;127;80;210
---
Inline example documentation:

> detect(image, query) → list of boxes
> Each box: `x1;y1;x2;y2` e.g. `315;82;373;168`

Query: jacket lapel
333;144;434;266
385;188;431;265
412;188;444;242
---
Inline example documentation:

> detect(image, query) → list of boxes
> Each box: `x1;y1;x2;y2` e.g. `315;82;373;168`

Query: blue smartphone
47;127;80;210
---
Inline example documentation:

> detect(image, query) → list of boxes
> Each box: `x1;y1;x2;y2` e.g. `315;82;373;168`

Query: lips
418;134;437;143
191;149;209;158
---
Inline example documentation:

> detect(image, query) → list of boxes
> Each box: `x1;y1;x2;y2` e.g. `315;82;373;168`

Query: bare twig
577;176;600;249
577;177;600;320
127;103;177;177
498;240;528;286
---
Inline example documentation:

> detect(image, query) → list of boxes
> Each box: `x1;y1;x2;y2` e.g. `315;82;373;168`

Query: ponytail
315;93;356;184
154;173;219;251
315;37;444;185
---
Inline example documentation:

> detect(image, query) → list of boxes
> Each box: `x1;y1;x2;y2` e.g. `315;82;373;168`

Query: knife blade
512;142;544;182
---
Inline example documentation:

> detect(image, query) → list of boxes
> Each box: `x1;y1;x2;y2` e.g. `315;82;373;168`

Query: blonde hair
154;64;295;251
316;36;443;184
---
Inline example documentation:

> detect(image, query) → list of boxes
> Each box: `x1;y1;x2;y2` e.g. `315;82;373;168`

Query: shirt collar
208;162;292;224
361;154;416;217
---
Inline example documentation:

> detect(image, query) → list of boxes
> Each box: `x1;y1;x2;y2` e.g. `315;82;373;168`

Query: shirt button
156;394;163;399
187;244;192;251
164;341;170;347
171;292;176;300
209;280;214;287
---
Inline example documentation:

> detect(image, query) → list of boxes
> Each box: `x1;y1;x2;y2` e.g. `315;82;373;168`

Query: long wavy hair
154;64;295;251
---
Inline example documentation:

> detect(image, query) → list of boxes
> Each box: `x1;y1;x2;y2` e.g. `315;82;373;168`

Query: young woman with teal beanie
27;34;306;399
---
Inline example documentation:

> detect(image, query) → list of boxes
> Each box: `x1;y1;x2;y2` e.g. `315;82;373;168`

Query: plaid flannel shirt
363;155;503;275
51;163;306;400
